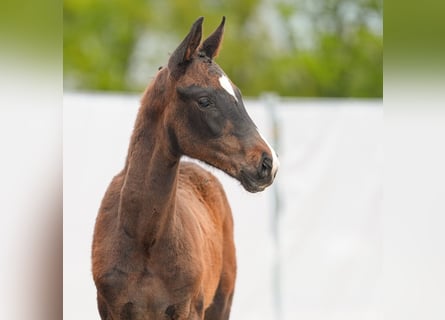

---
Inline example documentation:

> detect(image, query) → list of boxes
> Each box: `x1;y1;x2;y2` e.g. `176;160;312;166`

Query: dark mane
140;67;169;113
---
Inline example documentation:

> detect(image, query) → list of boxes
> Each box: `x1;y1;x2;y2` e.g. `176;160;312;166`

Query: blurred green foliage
64;0;382;97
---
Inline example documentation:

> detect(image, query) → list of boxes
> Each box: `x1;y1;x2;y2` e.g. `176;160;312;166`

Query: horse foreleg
204;249;236;320
97;294;109;320
204;281;234;320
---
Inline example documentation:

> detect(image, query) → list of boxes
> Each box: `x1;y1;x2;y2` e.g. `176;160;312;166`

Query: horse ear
168;17;204;79
199;16;225;59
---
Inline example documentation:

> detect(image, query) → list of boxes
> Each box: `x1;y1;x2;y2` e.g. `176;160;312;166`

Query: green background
64;0;382;97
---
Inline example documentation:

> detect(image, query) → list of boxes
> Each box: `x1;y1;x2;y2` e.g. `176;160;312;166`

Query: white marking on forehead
218;75;238;102
258;131;280;177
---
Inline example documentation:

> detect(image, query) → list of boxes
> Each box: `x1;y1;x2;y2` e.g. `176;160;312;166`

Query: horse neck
118;75;179;245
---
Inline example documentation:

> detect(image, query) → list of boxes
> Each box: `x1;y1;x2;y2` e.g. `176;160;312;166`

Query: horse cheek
205;111;225;137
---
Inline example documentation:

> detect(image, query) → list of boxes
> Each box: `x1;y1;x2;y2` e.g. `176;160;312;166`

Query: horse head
159;17;279;192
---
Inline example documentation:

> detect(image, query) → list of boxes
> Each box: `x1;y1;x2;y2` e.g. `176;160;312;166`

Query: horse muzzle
239;152;279;193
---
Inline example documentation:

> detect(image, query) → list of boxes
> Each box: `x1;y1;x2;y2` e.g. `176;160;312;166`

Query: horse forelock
142;56;224;109
176;56;227;90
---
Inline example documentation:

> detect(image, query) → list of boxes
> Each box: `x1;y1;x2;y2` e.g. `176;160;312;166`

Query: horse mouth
238;170;271;193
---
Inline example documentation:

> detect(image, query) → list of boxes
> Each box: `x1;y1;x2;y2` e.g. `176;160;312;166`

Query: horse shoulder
176;161;234;306
178;161;231;215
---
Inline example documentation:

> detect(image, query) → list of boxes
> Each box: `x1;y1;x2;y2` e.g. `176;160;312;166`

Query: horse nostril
259;154;273;179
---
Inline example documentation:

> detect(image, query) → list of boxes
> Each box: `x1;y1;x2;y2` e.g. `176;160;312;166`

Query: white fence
64;93;382;320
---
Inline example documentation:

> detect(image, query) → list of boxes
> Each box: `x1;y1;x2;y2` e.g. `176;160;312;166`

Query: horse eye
198;97;211;108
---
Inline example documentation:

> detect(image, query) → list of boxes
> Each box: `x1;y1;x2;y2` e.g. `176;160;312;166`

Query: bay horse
92;16;279;320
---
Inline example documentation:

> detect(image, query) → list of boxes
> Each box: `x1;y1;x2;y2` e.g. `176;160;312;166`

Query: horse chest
97;261;204;319
142;233;219;316
136;268;202;317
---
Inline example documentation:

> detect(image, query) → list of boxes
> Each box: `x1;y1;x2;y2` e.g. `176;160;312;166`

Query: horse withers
92;16;279;320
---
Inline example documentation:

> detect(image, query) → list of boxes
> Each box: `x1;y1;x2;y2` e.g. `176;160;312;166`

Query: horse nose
258;153;273;180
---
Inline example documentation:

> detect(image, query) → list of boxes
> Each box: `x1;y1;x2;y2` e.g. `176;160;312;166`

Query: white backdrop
64;93;382;320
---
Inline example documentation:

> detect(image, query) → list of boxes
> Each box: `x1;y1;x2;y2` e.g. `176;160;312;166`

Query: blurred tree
64;0;382;97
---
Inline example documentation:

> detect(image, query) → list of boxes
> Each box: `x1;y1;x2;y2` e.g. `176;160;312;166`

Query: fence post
263;92;283;320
